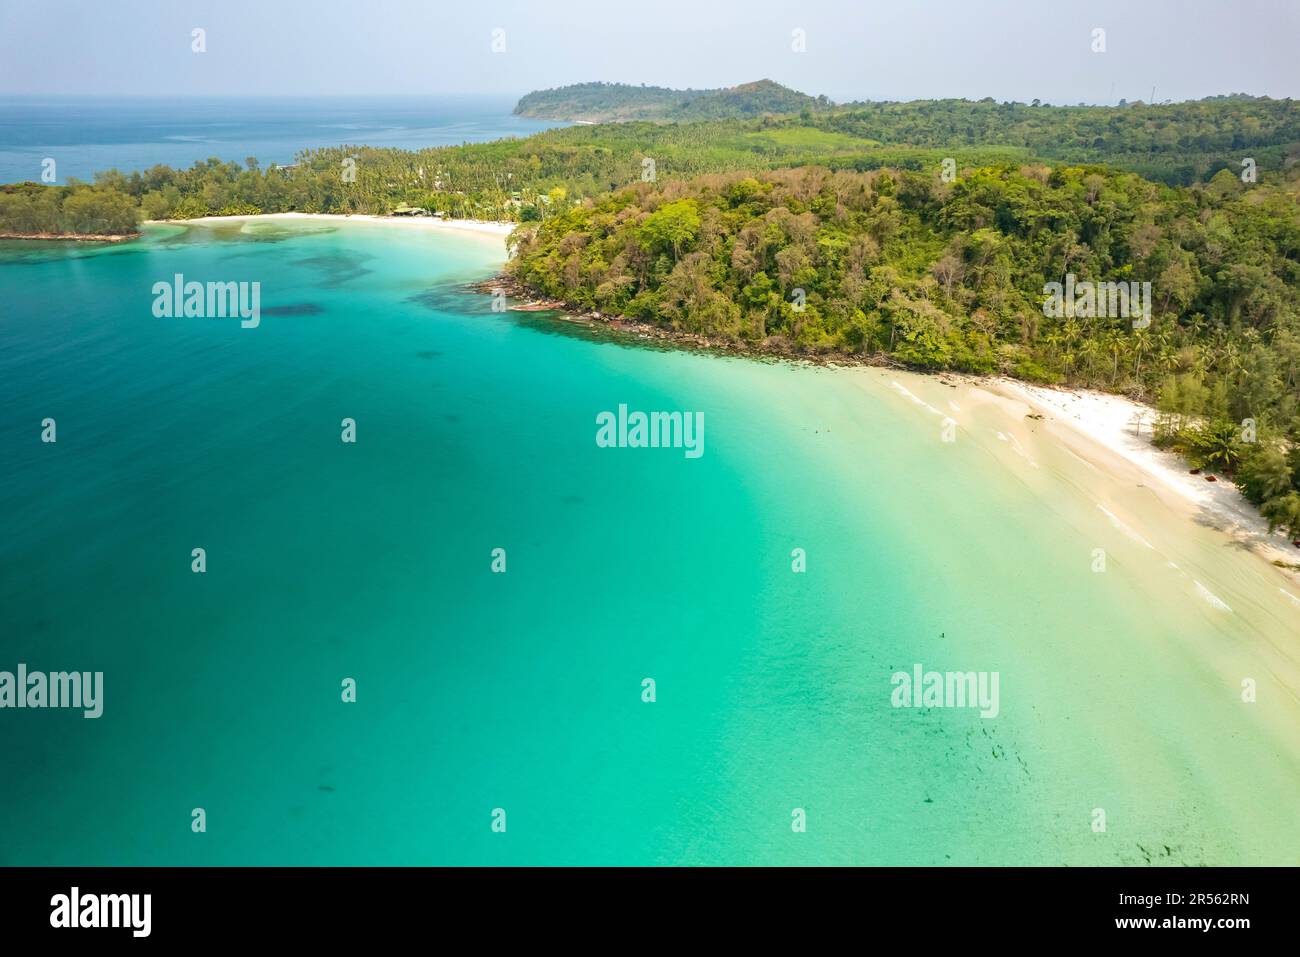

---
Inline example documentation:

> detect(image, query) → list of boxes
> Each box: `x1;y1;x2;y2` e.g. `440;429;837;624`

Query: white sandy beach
151;211;518;240
981;377;1300;574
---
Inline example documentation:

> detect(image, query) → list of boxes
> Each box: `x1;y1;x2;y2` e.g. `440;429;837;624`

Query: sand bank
150;212;517;240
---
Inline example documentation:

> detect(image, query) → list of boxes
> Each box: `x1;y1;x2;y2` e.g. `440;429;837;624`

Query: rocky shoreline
0;231;140;243
467;274;913;371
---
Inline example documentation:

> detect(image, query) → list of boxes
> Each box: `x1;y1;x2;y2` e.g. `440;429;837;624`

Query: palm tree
1079;338;1101;385
1106;329;1128;386
1132;328;1152;380
1191;343;1211;377
1192;422;1244;473
1221;340;1243;379
1155;326;1173;357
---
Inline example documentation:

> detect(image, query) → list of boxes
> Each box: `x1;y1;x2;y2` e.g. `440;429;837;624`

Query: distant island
513;79;831;123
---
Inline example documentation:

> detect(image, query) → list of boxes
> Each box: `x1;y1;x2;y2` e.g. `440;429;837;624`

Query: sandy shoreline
977;376;1300;576
506;291;1300;579
148;211;518;240
490;278;1300;578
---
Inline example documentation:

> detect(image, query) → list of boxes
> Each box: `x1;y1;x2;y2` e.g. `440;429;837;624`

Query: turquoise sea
2;219;1299;865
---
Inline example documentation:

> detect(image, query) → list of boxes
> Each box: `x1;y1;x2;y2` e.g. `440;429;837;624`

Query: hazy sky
2;0;1296;103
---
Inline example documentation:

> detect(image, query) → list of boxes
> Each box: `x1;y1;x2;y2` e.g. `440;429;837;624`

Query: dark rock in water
317;785;335;793
415;350;443;360
407;286;472;313
1190;468;1201;474
262;303;324;317
1205;474;1217;482
290;252;372;287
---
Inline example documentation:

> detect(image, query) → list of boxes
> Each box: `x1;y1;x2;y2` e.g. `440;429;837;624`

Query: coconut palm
1191;422;1244;473
1079;338;1101;384
1105;329;1128;386
1132;327;1152;380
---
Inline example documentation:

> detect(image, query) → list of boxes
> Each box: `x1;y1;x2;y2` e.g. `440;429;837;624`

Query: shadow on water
161;222;339;253
0;237;152;267
288;251;373;287
207;221;339;245
262;303;325;317
0;220;344;267
407;280;804;371
504;305;792;367
405;284;493;314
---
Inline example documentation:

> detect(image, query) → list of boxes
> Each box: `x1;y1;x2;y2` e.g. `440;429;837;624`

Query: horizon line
0;90;1290;107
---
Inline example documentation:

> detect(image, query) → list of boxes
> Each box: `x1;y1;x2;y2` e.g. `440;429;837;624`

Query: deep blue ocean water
0;96;562;183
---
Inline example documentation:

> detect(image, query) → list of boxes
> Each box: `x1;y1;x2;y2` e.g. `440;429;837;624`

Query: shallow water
1;220;1296;865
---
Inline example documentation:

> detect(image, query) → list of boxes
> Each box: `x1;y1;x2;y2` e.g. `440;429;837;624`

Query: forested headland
507;161;1300;537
